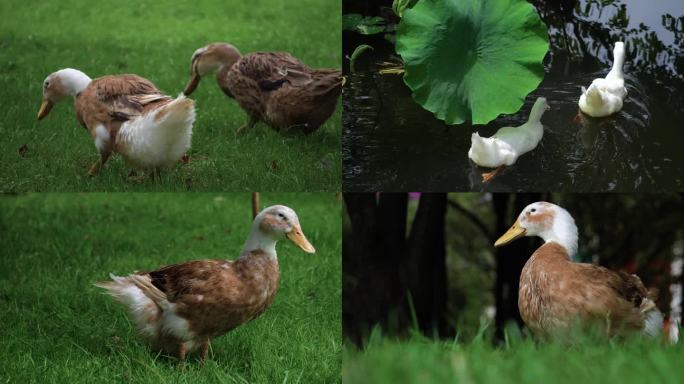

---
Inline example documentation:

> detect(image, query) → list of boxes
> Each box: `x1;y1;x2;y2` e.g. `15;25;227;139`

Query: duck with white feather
95;205;315;364
37;68;195;176
578;42;627;117
468;97;549;183
495;202;676;343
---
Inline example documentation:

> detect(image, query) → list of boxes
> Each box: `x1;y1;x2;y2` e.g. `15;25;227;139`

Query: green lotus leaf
396;0;549;125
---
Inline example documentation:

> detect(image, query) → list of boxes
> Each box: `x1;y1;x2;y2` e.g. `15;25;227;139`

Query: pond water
342;0;684;192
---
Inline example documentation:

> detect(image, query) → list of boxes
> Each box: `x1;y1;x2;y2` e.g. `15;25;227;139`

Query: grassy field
0;0;341;192
343;330;684;384
0;193;341;383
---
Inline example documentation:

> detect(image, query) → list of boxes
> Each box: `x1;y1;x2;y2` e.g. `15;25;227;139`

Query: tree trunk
492;193;542;341
342;193;409;345
404;193;448;337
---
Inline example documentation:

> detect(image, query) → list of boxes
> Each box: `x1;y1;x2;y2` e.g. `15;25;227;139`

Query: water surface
343;0;684;192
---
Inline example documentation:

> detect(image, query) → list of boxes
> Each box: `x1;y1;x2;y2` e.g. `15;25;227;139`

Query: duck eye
530;208;536;213
44;81;49;88
278;213;286;219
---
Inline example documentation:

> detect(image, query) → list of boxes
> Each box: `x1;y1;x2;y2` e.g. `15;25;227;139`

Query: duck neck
539;212;578;258
527;100;547;124
608;44;625;78
242;222;279;259
58;68;91;97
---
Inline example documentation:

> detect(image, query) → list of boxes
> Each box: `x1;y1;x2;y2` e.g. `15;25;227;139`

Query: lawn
343;330;684;384
0;0;341;192
0;193;341;383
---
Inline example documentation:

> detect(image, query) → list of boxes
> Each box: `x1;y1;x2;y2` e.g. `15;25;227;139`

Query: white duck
578;42;627;117
468;97;549;182
37;68;195;176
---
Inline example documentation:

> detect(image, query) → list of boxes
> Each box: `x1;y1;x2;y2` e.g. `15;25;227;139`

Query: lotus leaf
396;0;549;125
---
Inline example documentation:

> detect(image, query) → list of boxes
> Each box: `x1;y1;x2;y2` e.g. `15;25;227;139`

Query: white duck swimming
578;42;627;117
468;97;549;182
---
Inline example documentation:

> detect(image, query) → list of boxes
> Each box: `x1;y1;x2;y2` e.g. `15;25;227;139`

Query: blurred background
343;193;683;346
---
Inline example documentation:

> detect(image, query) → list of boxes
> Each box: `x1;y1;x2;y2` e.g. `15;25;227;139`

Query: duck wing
570;263;650;333
144;259;226;302
235;52;313;90
76;75;172;130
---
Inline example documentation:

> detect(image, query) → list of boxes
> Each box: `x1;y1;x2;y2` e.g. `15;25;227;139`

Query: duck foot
482;166;505;183
573;111;585;124
88;161;100;177
236;124;249;136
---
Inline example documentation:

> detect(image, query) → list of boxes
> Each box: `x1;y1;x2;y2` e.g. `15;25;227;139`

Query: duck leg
88;151;111;177
236;116;258;136
178;343;187;368
199;339;210;365
482;166;505;183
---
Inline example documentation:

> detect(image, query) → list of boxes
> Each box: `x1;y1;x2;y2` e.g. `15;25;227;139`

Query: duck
95;205;315;364
182;43;342;135
578;42;627;117
468;97;549;183
494;201;675;342
37;68;195;176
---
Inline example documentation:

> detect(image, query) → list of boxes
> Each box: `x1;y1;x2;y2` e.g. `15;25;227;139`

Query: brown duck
494;202;675;342
95;205;316;364
37;68;195;176
183;43;342;135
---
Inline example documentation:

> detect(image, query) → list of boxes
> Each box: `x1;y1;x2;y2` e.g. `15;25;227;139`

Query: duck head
243;205;315;256
37;68;92;120
494;202;578;257
183;43;242;95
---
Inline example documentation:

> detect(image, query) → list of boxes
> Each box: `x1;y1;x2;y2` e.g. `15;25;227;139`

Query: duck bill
286;225;316;253
494;219;527;247
37;99;54;120
183;72;201;95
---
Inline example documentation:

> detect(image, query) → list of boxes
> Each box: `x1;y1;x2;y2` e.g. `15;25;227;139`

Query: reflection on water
343;0;684;192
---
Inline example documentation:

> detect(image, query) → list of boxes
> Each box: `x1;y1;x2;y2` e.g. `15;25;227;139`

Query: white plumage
117;95;195;169
468;97;549;169
578;42;627;117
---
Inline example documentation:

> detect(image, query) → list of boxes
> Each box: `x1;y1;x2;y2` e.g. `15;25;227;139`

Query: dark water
343;0;684;192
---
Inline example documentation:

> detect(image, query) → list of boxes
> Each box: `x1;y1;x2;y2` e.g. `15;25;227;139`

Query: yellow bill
286;224;316;253
37;99;54;120
494;219;527;247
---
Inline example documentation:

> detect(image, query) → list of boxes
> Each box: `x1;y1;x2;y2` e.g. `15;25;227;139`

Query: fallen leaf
18;144;28;157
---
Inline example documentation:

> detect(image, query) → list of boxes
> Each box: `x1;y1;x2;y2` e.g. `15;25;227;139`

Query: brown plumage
495;202;666;340
183;43;342;134
37;69;195;175
95;205;316;364
518;242;653;338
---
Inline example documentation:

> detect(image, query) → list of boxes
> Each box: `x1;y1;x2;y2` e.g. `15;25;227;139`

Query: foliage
344;328;684;384
392;0;418;18
342;14;388;35
350;45;375;73
395;0;549;125
0;0;341;192
0;193;341;383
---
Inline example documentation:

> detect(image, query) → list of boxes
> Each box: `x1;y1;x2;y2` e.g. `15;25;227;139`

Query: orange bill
494;219;527;247
286;224;316;253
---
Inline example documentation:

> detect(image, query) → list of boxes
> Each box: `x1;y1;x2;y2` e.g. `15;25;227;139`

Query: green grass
0;0;341;192
343;330;684;384
0;193;341;383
